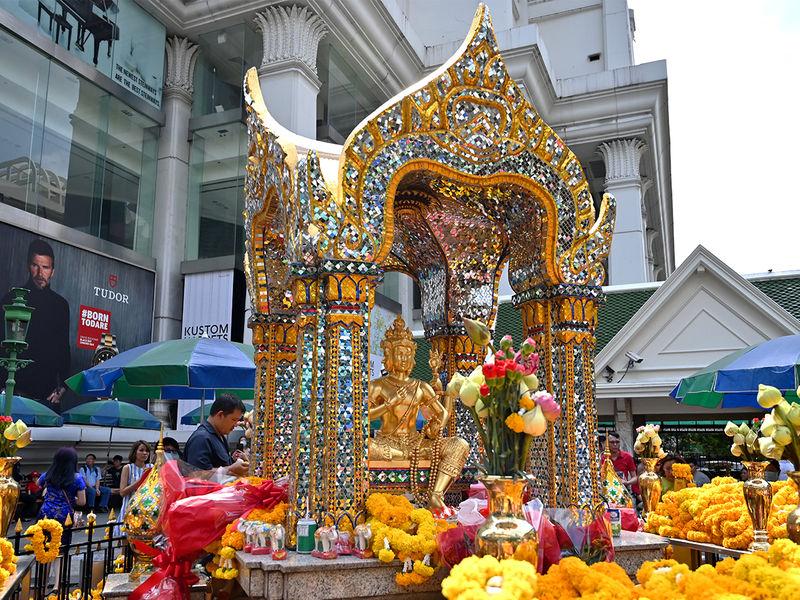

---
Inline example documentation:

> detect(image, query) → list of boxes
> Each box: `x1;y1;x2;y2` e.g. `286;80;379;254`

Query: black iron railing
7;517;133;600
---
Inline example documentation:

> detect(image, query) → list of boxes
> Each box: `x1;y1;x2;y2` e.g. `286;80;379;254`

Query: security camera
625;351;644;364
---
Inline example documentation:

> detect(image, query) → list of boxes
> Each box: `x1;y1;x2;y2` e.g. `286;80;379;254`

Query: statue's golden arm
367;383;392;421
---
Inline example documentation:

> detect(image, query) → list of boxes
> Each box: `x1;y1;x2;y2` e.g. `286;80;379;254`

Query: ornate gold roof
243;3;615;323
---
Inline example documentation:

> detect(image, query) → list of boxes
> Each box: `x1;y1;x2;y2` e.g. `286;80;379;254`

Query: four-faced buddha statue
368;316;469;507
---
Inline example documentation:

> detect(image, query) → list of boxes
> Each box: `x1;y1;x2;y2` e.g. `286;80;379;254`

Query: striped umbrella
670;334;800;408
61;400;161;430
0;393;63;426
180;401;254;425
65;338;255;400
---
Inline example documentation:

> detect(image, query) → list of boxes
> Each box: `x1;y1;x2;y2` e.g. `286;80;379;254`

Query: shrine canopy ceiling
243;3;615;325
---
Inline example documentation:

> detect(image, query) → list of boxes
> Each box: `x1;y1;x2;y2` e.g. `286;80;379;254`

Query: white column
253;5;327;139
597;138;649;284
152;36;200;343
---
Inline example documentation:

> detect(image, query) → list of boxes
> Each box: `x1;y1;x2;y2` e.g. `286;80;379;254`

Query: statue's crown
382;315;414;347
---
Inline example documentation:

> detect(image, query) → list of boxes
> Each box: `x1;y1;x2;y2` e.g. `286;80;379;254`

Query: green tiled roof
408;275;800;378
595;289;657;351
752;277;800;321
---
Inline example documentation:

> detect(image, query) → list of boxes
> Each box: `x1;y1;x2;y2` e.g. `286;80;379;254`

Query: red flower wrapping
130;462;287;600
436;525;479;570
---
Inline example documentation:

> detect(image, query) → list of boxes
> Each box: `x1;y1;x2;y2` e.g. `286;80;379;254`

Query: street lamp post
1;288;34;416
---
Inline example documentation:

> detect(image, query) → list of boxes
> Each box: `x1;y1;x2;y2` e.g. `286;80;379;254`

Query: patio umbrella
180;401;254;425
64;338;256;401
61;400;161;430
670;334;800;409
0;393;63;426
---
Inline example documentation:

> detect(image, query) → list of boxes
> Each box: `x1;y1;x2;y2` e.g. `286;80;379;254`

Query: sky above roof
628;0;800;275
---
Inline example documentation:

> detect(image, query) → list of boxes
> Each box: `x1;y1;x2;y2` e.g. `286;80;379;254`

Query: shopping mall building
1;0;798;454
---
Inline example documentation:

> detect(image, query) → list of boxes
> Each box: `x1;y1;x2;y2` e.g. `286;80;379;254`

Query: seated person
80;453;111;513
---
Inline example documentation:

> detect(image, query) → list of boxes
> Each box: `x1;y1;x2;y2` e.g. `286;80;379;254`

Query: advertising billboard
0;222;155;412
4;0;166;109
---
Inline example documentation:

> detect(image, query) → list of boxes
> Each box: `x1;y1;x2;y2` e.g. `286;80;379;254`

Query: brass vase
475;476;538;562
0;457;21;535
742;460;772;551
787;471;800;544
639;457;662;519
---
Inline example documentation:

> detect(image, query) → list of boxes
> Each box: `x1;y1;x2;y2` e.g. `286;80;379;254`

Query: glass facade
186;123;247;260
0;28;158;254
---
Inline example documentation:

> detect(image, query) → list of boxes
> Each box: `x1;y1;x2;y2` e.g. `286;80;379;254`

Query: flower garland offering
535;556;634;600
644;477;798;548
447;319;560;475
441;555;538;600
366;493;438;586
755;384;800;468
25;518;63;563
0;538;17;584
633;423;665;458
670;463;695;488
724;419;762;460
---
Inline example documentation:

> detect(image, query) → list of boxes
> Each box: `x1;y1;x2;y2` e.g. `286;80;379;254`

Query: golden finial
604;434;611;458
87;512;96;526
155;425;165;466
64;514;73;527
108;508;116;521
15;519;22;533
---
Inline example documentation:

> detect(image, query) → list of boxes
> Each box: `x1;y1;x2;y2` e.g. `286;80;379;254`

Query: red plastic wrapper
436;525;479;571
129;461;287;600
546;507;614;565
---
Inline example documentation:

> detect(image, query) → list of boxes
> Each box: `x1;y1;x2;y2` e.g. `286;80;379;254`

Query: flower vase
475;477;538;562
0;457;20;535
639;457;661;519
787;471;800;544
741;460;772;551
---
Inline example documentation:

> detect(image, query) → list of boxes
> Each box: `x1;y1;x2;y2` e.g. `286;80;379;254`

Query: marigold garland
25;519;63;564
245;501;288;525
644;477;798;549
0;538;17;585
366;493;438;586
671;463;693;481
441;555;538;600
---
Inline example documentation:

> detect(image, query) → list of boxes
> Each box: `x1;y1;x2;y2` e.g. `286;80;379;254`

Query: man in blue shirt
79;453;111;512
185;394;249;477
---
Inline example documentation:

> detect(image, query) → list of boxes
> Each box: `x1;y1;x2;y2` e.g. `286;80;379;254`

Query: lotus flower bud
724;421;739;437
459;380;480;407
499;335;513;351
757;384;784;409
733;433;745;446
758;436;784;460
633;442;645;454
447;373;466;396
522;373;539;390
522;406;547;436
761;413;778;437
787;403;800;427
773;426;793;446
463;318;492;348
730;443;743;457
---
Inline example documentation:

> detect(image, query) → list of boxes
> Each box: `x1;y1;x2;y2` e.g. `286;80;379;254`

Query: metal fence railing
7;517;133;600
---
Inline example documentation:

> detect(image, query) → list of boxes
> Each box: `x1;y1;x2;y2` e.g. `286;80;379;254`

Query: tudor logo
108;274;118;288
94;286;129;304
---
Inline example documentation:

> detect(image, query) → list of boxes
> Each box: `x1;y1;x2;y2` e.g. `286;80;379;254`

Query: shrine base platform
236;531;668;599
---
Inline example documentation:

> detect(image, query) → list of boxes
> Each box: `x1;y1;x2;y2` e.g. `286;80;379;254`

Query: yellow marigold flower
378;548;395;563
505;413;524;433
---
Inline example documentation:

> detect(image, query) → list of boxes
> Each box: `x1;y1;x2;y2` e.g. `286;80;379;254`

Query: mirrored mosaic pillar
290;261;380;518
516;285;603;507
249;313;297;480
429;332;482;466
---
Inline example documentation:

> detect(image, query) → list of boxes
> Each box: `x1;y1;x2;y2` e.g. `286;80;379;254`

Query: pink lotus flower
533;391;560;422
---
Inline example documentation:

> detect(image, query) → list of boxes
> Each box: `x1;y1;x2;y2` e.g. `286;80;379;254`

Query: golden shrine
242;4;615;518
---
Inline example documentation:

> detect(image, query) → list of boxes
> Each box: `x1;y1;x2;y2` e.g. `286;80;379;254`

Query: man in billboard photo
1;239;71;406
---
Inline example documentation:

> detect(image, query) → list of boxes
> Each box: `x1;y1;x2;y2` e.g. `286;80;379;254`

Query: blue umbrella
670;334;800;408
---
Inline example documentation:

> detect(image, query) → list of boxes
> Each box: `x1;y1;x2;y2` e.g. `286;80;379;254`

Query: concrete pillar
614;397;635;452
253;5;327;139
149;37;199;425
152;36;200;342
597;138;649;285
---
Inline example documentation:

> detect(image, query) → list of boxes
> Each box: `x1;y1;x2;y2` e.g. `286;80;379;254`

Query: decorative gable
595;246;800;397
